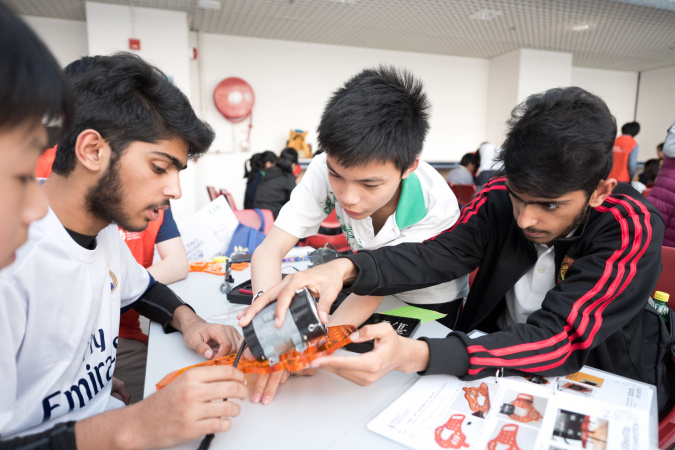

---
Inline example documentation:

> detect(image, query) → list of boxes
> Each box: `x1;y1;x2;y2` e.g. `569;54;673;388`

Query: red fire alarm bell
129;38;141;51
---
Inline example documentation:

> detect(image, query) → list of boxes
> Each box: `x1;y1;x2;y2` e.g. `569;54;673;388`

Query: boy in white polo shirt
249;66;469;404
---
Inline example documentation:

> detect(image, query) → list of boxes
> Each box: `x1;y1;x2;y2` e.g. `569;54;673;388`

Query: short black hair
277;147;299;175
497;87;616;198
459;152;478;167
53;52;214;175
244;150;277;180
0;3;72;131
641;159;660;184
621;122;640;137
280;147;299;164
64;56;103;87
317;66;429;173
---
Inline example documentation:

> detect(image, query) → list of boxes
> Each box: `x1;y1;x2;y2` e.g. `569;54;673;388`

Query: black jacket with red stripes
346;177;668;408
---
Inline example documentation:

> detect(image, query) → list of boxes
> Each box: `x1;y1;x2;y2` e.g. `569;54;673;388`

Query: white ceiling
6;0;675;72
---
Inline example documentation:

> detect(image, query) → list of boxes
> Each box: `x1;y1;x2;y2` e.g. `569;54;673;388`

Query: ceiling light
469;9;503;21
198;0;222;9
566;22;597;31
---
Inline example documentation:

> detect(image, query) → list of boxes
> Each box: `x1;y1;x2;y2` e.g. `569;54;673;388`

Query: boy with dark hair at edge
0;50;247;449
32;55;192;405
248;66;469;404
241;87;672;413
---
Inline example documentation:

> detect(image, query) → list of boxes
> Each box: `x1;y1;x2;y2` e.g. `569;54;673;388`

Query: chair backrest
233;209;274;234
449;182;477;207
305;233;351;253
321;209;340;229
303;210;350;252
220;189;238;210
654;246;675;307
206;186;220;201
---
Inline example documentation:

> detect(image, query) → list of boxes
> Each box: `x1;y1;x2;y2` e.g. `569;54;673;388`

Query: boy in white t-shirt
249;66;468;404
0;49;247;449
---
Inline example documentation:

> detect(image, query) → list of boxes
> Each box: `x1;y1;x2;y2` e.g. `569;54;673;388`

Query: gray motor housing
243;288;326;365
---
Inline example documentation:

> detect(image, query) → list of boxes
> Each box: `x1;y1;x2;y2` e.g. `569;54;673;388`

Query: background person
474;141;500;190
445;152;479;185
114;205;188;403
648;120;675;247
608;121;640;183
253;147;299;218
243;150;277;209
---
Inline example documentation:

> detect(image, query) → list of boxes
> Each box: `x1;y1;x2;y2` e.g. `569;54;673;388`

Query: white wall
20;12;675;220
21;16;88;68
193;33;489;212
85;2;191;98
486;50;521;146
571;67;638;133
517;49;572;102
486;49;572;147
636;66;675;160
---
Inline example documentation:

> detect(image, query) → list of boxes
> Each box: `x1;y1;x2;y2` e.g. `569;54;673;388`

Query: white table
144;267;451;450
145;269;659;449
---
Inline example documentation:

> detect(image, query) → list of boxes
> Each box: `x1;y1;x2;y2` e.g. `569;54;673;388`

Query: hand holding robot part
238;257;358;329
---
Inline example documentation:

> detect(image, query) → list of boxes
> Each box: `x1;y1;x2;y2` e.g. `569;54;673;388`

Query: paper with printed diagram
367;366;652;450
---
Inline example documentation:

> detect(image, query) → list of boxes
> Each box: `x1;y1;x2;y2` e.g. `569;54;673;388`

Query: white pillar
487;48;572;146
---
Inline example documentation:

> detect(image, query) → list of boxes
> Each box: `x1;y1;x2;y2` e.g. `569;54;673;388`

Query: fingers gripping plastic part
155;325;356;390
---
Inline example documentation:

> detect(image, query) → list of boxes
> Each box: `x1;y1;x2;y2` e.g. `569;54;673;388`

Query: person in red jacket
114;206;188;403
608;121;640;182
35;145;57;178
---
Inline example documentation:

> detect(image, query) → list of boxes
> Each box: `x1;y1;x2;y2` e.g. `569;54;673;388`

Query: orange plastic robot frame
435;413;470;448
462;382;491;418
156;324;357;390
506;393;543;423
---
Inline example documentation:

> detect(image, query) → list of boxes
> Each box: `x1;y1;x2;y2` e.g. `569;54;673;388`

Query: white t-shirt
275;153;469;304
0;208;151;438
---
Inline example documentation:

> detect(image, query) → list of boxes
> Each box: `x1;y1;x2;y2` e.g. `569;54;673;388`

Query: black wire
233;340;247;368
196;434;214;450
325;242;339;256
197;341;248;450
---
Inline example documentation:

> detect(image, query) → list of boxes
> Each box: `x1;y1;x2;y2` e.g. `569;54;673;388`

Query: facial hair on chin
560;206;590;239
523;206;590;246
85;159;145;232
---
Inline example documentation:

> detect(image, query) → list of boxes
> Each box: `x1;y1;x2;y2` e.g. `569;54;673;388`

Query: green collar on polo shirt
395;172;426;230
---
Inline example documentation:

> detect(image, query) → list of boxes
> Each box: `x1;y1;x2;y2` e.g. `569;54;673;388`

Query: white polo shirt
275;153;470;304
0;208;151;438
498;229;578;329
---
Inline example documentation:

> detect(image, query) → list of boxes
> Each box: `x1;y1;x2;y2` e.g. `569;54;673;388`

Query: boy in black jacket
240;87;671;411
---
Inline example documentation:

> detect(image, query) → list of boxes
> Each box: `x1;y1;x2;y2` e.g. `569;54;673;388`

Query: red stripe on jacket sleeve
430;177;506;241
465;195;652;375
